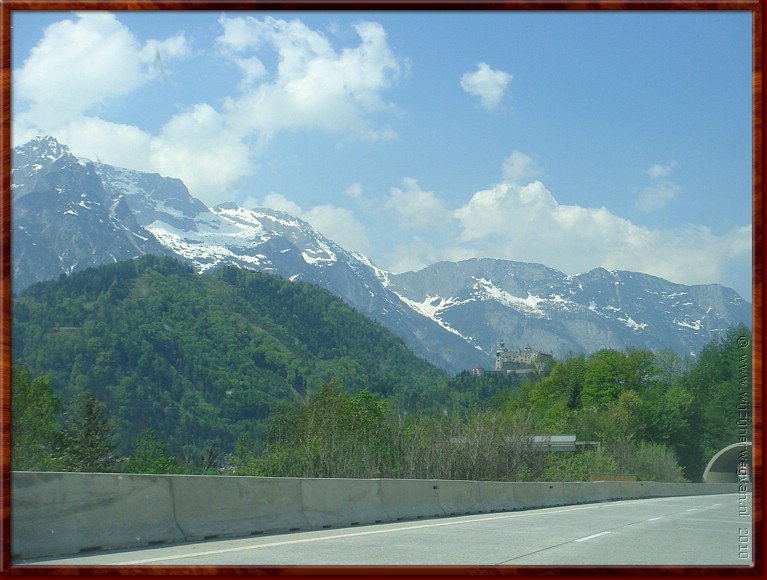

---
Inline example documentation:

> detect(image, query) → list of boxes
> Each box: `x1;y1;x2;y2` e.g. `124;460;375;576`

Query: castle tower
495;341;508;371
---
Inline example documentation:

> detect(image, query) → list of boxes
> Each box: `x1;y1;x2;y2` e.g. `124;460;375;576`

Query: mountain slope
11;136;751;370
11;256;450;455
11;137;482;373
384;259;751;359
10;136;173;291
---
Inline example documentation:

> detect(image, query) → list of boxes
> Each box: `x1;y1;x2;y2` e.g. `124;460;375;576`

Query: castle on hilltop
495;342;553;372
472;342;554;377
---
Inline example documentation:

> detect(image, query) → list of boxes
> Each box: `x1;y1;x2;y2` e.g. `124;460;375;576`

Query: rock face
11;136;752;372
11;136;173;291
383;259;751;361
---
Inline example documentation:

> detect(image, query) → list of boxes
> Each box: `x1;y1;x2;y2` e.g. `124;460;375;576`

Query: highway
20;493;752;567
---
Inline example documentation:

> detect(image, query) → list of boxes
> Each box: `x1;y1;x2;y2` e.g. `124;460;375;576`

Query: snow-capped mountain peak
11;136;752;372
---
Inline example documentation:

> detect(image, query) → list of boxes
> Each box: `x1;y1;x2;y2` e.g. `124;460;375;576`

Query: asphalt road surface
21;493;752;568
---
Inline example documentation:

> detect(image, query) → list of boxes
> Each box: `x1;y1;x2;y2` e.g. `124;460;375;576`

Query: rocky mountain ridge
10;136;752;372
383;259;749;360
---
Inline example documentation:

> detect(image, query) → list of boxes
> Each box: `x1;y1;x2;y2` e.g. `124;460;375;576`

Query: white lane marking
686;508;699;512
574;531;611;543
648;517;664;521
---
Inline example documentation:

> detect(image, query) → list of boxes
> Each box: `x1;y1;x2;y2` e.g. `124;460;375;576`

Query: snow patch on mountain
147;219;266;272
395;294;468;339
301;247;336;266
405;294;466;319
353;252;393;286
675;318;702;330
98;165;146;198
472;277;546;316
617;315;649;331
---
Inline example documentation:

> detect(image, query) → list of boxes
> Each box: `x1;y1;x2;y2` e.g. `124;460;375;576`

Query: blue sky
11;9;753;299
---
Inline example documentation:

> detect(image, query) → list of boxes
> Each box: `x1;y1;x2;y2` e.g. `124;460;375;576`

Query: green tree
540;447;617;482
640;381;693;446
677;324;752;481
524;354;586;431
581;349;629;408
607;390;645;444
628;442;684;482
246;381;395;479
10;365;63;471
623;348;660;393
61;391;118;472
654;348;689;386
122;429;179;474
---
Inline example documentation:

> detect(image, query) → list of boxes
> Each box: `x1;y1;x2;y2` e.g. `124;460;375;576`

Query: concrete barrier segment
436;480;484;515
505;482;545;510
299;477;387;529
11;471;183;559
619;481;655;499
540;482;568;506
477;480;516;512
597;480;623;501
171;475;308;540
379;478;444;521
11;472;747;561
560;482;611;504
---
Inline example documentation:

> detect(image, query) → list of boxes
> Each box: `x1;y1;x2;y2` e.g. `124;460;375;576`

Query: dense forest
11;256;751;482
11;256;452;460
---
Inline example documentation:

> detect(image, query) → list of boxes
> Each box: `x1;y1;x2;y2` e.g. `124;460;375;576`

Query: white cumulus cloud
13;13;403;205
451;158;749;289
502;150;543;184
646;160;678;179
55;117;154;172
384;177;453;231
150;104;252;201
151;16;403;203
346;182;364;198
460;62;511;111
637;161;681;212
13;12;190;136
216;16;401;141
636;181;681;213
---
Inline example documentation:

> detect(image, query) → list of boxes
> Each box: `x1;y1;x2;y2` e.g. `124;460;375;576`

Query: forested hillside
11;256;751;482
11;256;450;462
234;327;751;483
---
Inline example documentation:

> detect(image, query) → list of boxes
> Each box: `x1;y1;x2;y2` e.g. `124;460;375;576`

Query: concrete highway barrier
560;481;617;504
436;480;484;515
11;472;185;558
504;482;545;510
477;480;516;512
618;481;649;499
11;471;742;560
379;478;443;521
171;475;308;540
300;477;387;529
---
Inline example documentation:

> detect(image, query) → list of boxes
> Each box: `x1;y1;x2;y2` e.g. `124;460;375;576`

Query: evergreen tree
10;365;63;471
61;391;118;472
